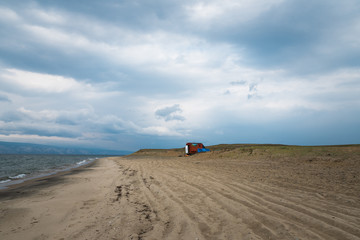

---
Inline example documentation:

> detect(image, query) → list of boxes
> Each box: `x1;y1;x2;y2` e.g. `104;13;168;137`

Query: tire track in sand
111;157;360;240
152;165;324;240
173;161;360;239
177;167;360;238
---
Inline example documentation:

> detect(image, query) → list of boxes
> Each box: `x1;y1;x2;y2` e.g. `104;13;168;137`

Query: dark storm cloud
2;0;358;81
155;104;185;122
0;19;124;83
0;125;80;138
2;0;360;76
0;94;11;102
23;127;80;138
0;0;191;96
204;0;360;74
54;117;78;126
1;111;25;122
0;111;81;138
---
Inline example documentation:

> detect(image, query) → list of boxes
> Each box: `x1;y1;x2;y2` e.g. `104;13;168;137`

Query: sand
1;145;360;240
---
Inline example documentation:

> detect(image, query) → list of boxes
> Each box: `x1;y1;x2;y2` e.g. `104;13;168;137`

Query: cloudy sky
0;0;359;151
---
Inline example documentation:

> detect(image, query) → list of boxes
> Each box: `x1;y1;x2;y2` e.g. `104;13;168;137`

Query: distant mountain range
0;141;133;155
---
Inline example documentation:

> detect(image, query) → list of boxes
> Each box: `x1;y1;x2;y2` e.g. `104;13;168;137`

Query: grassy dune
131;143;360;161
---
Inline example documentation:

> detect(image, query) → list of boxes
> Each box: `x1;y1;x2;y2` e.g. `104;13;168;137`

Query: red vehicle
185;143;210;155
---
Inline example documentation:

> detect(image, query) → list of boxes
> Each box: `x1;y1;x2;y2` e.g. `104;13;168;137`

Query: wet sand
1;145;360;239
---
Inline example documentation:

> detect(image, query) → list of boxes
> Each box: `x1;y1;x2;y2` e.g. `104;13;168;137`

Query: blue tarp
197;148;210;153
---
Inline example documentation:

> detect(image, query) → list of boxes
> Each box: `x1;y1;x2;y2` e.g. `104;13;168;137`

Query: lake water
0;154;108;189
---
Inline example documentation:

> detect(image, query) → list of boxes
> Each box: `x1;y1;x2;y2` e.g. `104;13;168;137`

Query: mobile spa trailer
185;143;210;155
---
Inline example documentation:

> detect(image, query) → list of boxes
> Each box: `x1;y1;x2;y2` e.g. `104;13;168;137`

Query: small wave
76;160;87;165
9;174;26;179
0;179;11;184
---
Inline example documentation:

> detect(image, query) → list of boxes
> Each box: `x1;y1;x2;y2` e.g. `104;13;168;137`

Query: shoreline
0;158;99;198
0;157;122;240
0;154;111;190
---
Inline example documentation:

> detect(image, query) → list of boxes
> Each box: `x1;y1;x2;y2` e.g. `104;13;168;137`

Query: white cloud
155;104;185;122
8;5;233;74
185;0;285;24
16;107;94;123
0;7;20;22
23;24;93;51
18;107;57;121
0;68;120;102
186;2;223;21
146;67;360;128
1;68;87;93
27;8;65;24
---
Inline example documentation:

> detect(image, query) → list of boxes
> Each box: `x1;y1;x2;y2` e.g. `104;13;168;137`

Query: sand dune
1;145;360;239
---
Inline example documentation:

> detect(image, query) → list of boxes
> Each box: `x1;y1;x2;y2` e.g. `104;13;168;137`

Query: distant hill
0;141;132;155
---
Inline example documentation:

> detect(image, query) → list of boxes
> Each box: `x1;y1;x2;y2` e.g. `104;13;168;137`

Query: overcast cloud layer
0;0;359;150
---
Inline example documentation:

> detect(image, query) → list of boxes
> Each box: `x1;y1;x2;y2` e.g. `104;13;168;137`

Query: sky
0;0;360;151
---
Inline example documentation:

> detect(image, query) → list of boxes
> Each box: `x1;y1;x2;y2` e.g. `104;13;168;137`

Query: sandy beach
1;145;360;240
